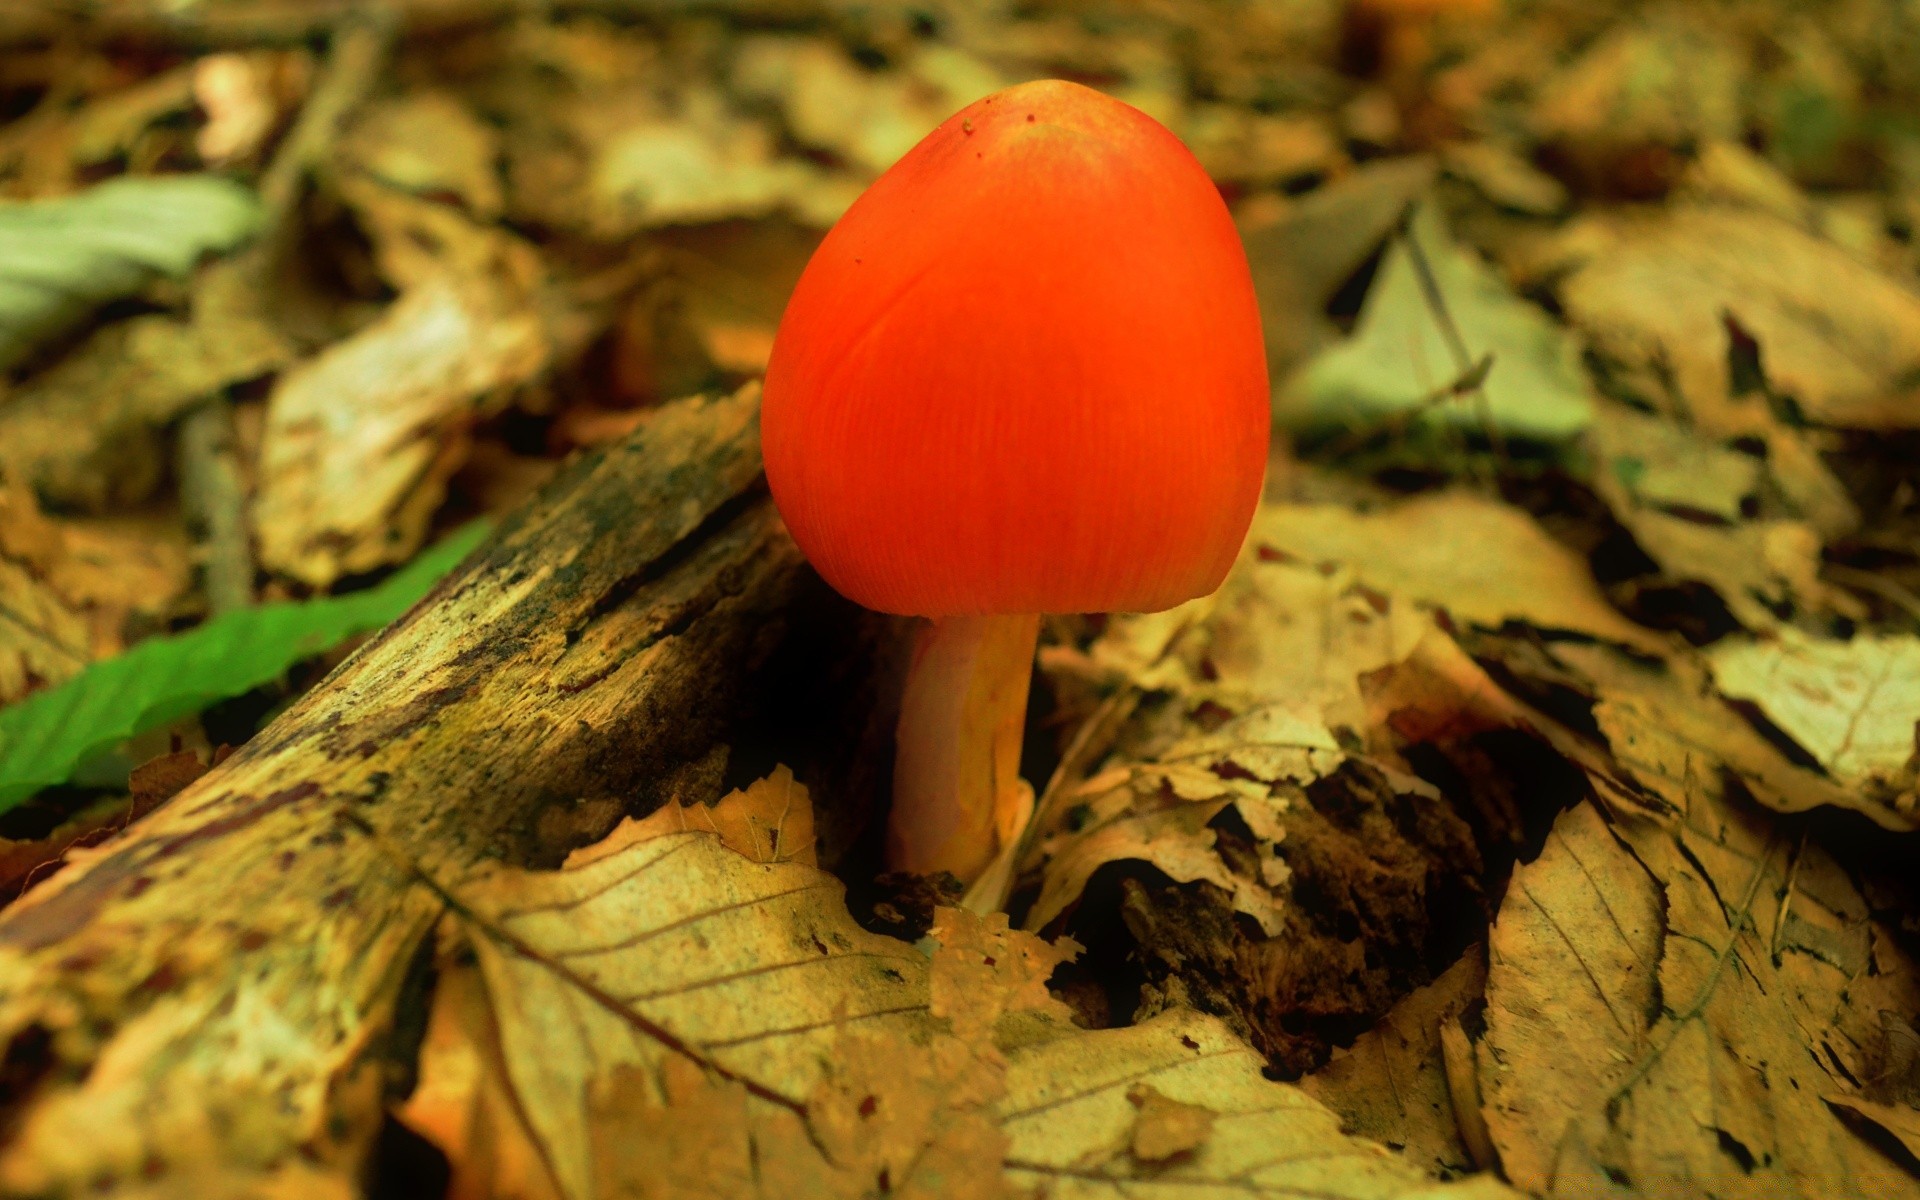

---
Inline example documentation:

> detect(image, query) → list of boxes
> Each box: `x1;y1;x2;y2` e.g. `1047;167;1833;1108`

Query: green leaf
0;522;489;811
1284;203;1594;449
0;174;263;371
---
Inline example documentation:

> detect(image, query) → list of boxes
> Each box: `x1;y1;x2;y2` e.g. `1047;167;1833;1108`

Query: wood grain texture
0;385;804;1195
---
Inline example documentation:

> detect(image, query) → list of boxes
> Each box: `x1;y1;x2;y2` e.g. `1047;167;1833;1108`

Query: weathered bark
0;385;805;1195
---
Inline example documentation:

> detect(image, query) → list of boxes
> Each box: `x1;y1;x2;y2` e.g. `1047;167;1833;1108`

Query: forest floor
1;1;1920;1198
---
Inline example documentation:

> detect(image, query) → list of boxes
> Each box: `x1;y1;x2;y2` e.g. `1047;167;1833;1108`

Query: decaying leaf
1477;797;1920;1197
1022;703;1363;935
401;769;1517;1200
1302;947;1490;1178
1708;631;1920;819
0;305;293;510
0;479;190;706
0;174;263;371
1532;204;1920;433
1585;402;1852;630
996;1008;1522;1199
1032;529;1501;1076
1286;204;1593;446
588;90;854;234
732;37;1006;177
254;191;548;585
1255;493;1662;652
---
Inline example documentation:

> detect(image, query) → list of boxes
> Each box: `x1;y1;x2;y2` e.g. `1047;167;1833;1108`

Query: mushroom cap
762;80;1270;617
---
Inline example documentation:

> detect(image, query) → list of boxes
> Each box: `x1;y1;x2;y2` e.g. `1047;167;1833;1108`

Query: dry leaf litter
0;1;1918;1198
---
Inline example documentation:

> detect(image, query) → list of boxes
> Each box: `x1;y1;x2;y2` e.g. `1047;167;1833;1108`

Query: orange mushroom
763;80;1269;890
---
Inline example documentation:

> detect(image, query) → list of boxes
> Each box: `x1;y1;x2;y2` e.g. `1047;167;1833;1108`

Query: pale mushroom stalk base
887;611;1040;900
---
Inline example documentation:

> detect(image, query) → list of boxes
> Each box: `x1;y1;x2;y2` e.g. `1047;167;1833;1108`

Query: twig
1315;352;1495;461
255;6;395;239
176;397;255;614
1394;205;1508;469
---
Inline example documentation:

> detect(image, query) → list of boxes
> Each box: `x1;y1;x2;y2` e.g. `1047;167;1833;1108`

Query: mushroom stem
887;612;1041;883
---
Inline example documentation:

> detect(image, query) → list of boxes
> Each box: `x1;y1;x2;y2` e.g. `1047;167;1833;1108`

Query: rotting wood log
0;384;804;1196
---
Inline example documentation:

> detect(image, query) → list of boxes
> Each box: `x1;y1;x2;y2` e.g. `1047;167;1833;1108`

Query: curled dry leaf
1031;531;1499;1075
1585;402;1855;631
1477;797;1920;1197
254;191;549;586
1707;631;1920;820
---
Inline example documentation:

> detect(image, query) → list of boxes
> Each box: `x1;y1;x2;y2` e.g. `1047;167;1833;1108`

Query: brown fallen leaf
1585;401;1856;631
588;1056;851;1200
1239;155;1437;375
399;768;1519;1200
193;51;310;165
1528;11;1744;160
1826;1095;1920;1167
731;36;1005;177
1477;797;1920;1197
0;479;190;703
0;308;293;512
1552;640;1911;831
588;87;854;234
995;1008;1523;1200
1476;801;1662;1193
615;764;817;867
1032;531;1511;1074
396;948;566;1200
1301;947;1490;1178
1257;494;1666;654
254;187;549;586
342;91;504;218
1532;205;1920;434
1707;632;1920;820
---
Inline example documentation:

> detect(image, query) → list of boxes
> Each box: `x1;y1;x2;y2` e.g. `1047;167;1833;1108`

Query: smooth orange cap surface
762;80;1270;617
